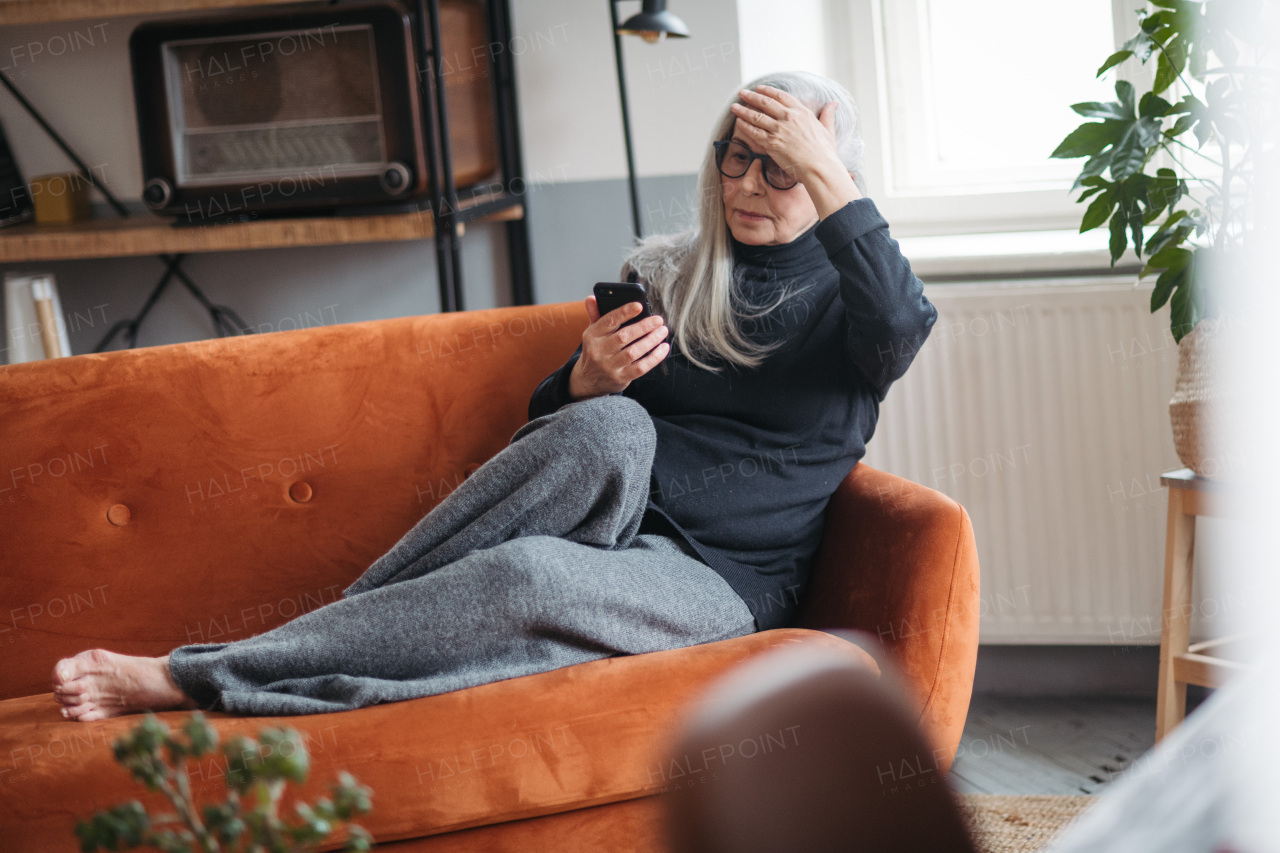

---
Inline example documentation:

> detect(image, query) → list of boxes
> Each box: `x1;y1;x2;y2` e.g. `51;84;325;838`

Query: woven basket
1169;316;1234;479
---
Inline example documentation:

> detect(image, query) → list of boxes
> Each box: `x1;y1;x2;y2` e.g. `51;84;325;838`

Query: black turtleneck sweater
528;198;935;630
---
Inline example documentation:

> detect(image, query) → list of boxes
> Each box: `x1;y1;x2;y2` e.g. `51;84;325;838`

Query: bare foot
51;649;198;722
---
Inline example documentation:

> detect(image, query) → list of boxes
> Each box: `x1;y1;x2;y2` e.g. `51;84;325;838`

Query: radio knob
381;163;411;195
143;178;172;209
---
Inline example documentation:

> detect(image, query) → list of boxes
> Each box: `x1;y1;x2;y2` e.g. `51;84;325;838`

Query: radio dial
143;178;172;210
381;163;411;195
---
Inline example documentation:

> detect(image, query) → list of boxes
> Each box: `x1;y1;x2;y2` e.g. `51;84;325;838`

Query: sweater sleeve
814;198;936;399
528;344;583;421
529;264;646;422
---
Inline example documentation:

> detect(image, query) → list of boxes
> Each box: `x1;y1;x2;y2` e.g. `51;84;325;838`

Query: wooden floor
949;695;1159;795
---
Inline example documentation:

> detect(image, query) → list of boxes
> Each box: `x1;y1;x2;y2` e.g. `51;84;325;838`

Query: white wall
511;0;742;182
736;0;826;83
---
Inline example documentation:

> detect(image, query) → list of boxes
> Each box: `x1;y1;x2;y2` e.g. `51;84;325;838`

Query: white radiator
861;277;1187;643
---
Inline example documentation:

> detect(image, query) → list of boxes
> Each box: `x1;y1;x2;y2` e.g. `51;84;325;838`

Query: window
809;0;1140;237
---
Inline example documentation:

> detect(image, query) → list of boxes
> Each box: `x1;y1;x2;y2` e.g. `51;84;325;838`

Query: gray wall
526;172;697;304
0;1;742;359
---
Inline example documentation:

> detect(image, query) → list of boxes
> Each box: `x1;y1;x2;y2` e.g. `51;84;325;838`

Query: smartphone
593;281;654;329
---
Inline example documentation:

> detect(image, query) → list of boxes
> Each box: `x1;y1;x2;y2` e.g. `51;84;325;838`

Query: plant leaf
1135;116;1164;148
1141;9;1176;33
1081;191;1116;232
1109;141;1146;181
1143;170;1175;219
1123;27;1157;62
1096;50;1133;77
1051;122;1118;159
1169;271;1198;343
1115;80;1136;116
1071;152;1113;191
1139;92;1174;118
1193;115;1214;147
1129;204;1145;258
1109;208;1128;264
1144;244;1192;277
1150;263;1184;311
1189;38;1208;77
1166;114;1197;137
1072;100;1130;120
1154;50;1178;94
1170;93;1202;114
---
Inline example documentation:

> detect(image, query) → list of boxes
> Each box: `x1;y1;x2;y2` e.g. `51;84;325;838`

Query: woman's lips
736;210;768;221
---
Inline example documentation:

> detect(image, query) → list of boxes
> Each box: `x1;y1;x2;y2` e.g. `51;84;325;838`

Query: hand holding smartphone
570;281;669;400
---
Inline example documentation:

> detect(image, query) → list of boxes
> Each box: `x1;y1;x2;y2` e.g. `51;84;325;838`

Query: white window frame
823;0;1148;239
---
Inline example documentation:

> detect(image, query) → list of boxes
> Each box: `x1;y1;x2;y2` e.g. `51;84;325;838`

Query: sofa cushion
0;628;875;850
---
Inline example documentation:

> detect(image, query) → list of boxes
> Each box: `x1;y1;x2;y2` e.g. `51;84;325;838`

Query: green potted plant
1051;0;1268;477
74;713;373;853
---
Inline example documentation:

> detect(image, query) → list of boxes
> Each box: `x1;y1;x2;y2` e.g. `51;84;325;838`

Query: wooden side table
1155;468;1249;741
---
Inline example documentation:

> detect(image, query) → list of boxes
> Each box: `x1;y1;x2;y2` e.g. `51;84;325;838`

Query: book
4;272;70;364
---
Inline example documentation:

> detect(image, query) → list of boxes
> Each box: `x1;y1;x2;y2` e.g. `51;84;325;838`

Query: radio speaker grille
167;25;386;181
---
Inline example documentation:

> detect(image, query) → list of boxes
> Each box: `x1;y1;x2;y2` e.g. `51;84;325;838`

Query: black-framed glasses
712;140;798;190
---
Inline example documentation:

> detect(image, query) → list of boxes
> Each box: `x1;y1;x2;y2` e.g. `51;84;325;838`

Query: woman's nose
740;159;767;194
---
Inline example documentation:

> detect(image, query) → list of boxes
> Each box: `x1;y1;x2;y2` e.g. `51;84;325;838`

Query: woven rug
959;795;1097;853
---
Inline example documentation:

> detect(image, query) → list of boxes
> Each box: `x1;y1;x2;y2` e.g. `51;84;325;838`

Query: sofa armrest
793;463;979;772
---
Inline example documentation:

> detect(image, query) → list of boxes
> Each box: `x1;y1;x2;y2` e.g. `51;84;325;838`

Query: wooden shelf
0;204;522;263
0;0;304;25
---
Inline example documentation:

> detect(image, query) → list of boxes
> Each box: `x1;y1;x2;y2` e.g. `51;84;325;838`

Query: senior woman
51;70;934;721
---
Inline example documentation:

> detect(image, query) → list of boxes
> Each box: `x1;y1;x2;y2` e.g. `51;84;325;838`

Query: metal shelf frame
411;0;533;311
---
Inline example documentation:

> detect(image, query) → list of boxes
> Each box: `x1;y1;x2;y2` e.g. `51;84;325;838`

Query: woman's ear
819;102;838;131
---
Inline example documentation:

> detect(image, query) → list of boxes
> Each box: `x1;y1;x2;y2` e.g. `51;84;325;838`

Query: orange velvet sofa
0;302;979;851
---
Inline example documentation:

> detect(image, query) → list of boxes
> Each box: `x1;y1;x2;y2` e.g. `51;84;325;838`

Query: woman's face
720;123;820;246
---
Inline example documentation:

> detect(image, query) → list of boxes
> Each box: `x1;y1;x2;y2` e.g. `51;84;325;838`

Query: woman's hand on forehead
730;84;862;216
730;85;842;183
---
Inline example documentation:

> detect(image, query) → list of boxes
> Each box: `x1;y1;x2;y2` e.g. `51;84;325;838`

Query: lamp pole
609;0;643;242
610;0;689;243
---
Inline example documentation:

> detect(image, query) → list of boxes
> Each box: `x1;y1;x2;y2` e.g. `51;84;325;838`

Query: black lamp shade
617;0;690;40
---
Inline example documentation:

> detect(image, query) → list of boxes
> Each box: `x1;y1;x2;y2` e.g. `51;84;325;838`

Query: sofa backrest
0;303;587;701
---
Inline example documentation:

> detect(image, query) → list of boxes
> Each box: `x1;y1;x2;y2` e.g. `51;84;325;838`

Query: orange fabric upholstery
794;464;981;772
0;630;874;851
0;303;978;849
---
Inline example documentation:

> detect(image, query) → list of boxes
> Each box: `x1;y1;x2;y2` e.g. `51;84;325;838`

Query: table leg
1156;487;1195;741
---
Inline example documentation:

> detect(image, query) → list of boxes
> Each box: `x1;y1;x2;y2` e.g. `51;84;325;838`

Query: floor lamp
610;0;689;241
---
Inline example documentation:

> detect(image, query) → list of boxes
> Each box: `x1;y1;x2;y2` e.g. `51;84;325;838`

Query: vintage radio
130;0;498;220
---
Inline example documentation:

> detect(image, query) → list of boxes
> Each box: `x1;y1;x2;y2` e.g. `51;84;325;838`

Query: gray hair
622;70;865;373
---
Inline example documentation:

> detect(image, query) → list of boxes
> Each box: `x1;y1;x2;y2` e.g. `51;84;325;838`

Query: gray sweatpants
168;395;757;716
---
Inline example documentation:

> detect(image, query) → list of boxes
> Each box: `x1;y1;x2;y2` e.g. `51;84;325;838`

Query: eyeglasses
712;140;798;190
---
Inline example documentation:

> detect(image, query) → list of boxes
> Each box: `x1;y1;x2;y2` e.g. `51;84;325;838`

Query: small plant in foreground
74;712;373;852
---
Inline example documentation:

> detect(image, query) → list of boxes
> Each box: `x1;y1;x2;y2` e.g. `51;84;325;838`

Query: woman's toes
52;659;77;687
63;701;97;721
53;650;99;686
